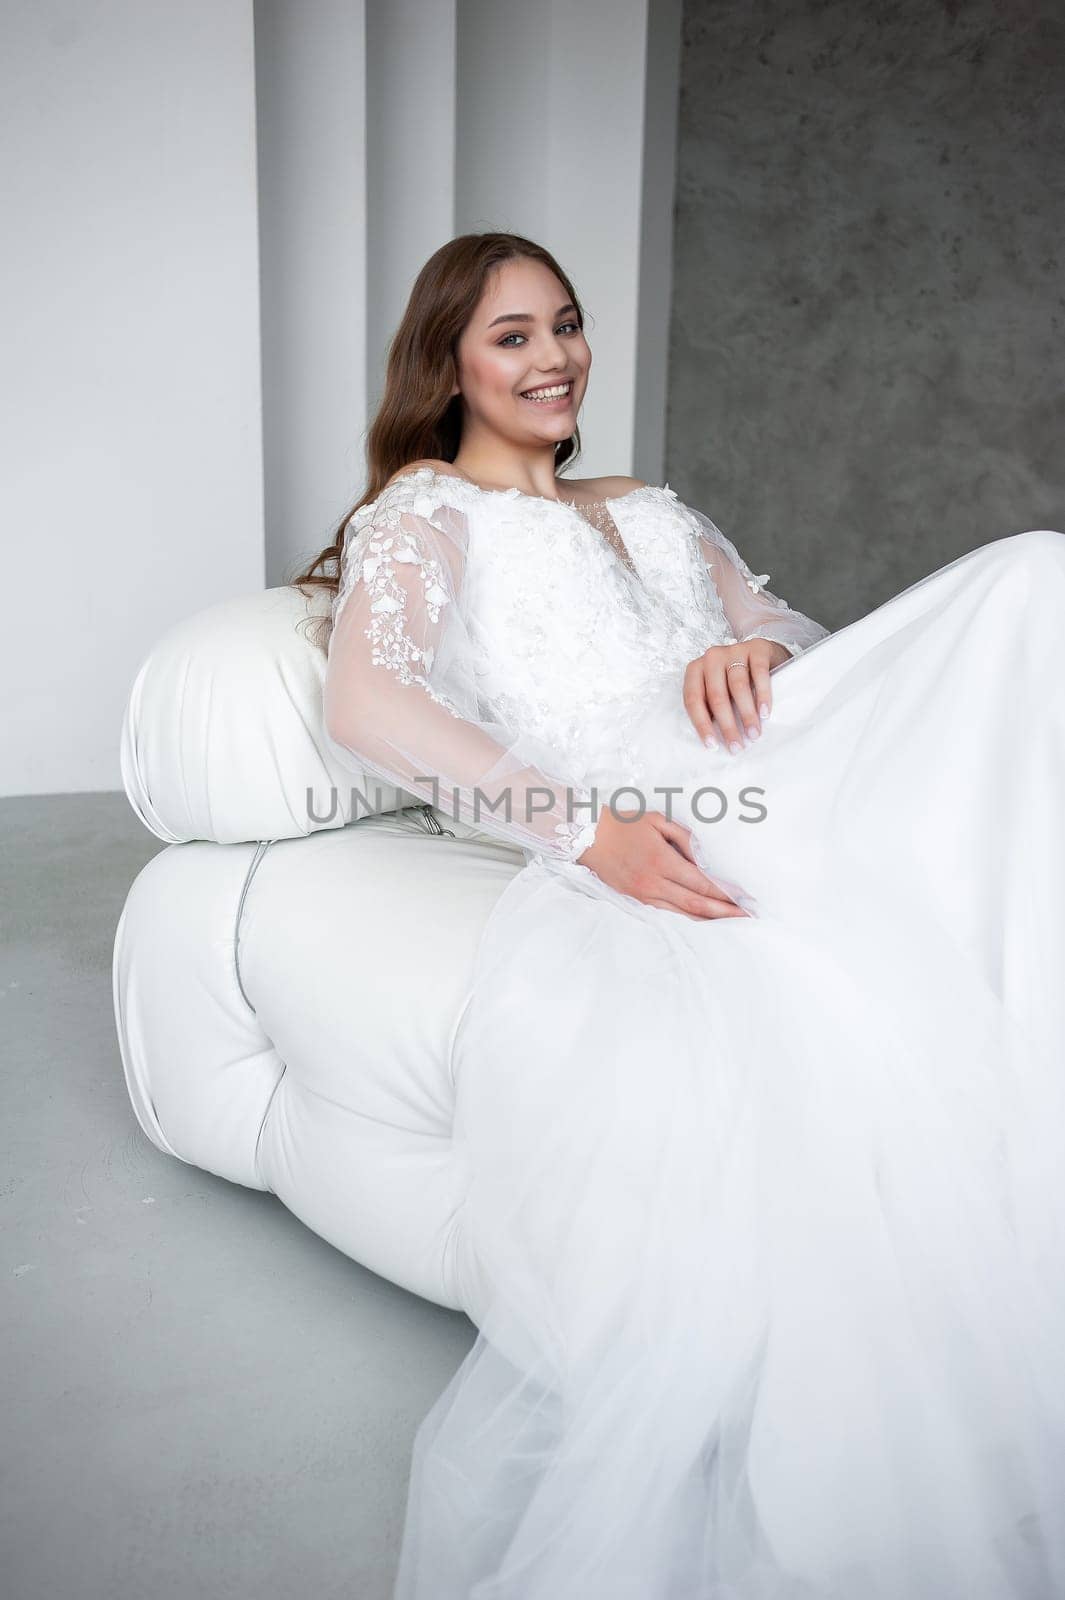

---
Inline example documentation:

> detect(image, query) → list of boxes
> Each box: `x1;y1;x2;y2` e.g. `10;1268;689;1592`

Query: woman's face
453;257;591;444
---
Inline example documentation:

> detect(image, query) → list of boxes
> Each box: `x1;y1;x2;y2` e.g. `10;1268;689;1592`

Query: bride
295;232;1065;1598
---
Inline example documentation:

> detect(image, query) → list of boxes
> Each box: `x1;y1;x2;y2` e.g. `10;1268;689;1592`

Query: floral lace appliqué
337;477;452;695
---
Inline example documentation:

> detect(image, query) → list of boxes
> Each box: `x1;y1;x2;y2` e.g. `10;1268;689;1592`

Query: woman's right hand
577;806;751;920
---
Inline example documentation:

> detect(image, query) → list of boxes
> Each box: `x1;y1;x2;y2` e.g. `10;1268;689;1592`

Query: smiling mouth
519;380;574;402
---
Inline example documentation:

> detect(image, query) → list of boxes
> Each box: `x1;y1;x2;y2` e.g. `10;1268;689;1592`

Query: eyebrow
486;302;577;329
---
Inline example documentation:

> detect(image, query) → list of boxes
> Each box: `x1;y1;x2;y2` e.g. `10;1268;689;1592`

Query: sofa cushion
120;585;412;845
113;810;526;1313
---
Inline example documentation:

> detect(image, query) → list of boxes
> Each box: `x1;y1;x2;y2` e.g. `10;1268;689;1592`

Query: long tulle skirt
392;529;1065;1599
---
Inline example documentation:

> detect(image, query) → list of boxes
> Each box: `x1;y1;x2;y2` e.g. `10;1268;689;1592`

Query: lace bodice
322;466;830;862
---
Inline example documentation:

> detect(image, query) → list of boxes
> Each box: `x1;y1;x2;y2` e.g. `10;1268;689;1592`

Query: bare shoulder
383;457;466;491
567;473;648;498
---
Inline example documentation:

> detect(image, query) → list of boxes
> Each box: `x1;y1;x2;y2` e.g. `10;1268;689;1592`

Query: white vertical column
255;0;368;584
543;0;650;478
365;0;459;413
634;0;684;486
255;0;682;589
453;0;681;484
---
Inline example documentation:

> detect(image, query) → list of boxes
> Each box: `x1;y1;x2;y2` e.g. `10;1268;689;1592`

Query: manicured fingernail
759;703;770;719
746;725;760;740
704;734;717;749
728;740;743;755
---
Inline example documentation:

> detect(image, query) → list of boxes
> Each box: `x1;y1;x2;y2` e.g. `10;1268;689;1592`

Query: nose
531;348;572;378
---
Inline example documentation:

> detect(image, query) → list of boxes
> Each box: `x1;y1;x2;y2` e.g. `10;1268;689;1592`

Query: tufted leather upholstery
113;586;526;1316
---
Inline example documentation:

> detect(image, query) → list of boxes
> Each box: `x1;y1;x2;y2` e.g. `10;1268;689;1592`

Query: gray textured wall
667;0;1064;632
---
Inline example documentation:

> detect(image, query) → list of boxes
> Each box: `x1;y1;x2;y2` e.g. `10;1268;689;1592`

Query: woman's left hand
682;638;791;752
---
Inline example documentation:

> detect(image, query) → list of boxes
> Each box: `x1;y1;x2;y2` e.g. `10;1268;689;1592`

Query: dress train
392;530;1065;1600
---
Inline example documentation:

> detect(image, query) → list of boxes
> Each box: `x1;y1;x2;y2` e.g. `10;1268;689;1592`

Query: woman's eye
498;322;579;347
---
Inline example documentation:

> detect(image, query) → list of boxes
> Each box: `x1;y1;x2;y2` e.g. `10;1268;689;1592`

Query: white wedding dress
323;464;1065;1600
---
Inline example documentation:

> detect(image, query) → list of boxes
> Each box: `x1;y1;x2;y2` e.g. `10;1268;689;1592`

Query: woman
294;232;1065;1598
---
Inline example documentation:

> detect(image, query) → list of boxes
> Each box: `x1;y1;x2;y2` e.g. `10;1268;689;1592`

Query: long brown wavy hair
288;231;587;650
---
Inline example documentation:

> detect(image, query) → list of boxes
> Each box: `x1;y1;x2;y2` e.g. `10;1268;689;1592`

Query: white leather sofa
113;583;525;1320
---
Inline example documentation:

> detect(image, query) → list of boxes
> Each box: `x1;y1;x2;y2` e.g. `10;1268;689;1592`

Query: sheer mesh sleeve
683;503;831;659
322;471;601;862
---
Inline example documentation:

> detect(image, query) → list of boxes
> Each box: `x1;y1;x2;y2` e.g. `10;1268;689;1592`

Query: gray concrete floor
1;793;474;1600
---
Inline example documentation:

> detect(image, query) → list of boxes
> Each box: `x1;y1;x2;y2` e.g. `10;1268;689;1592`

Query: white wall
1;0;680;796
0;0;264;796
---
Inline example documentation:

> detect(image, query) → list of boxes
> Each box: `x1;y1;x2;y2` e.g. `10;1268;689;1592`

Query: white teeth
521;382;572;401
